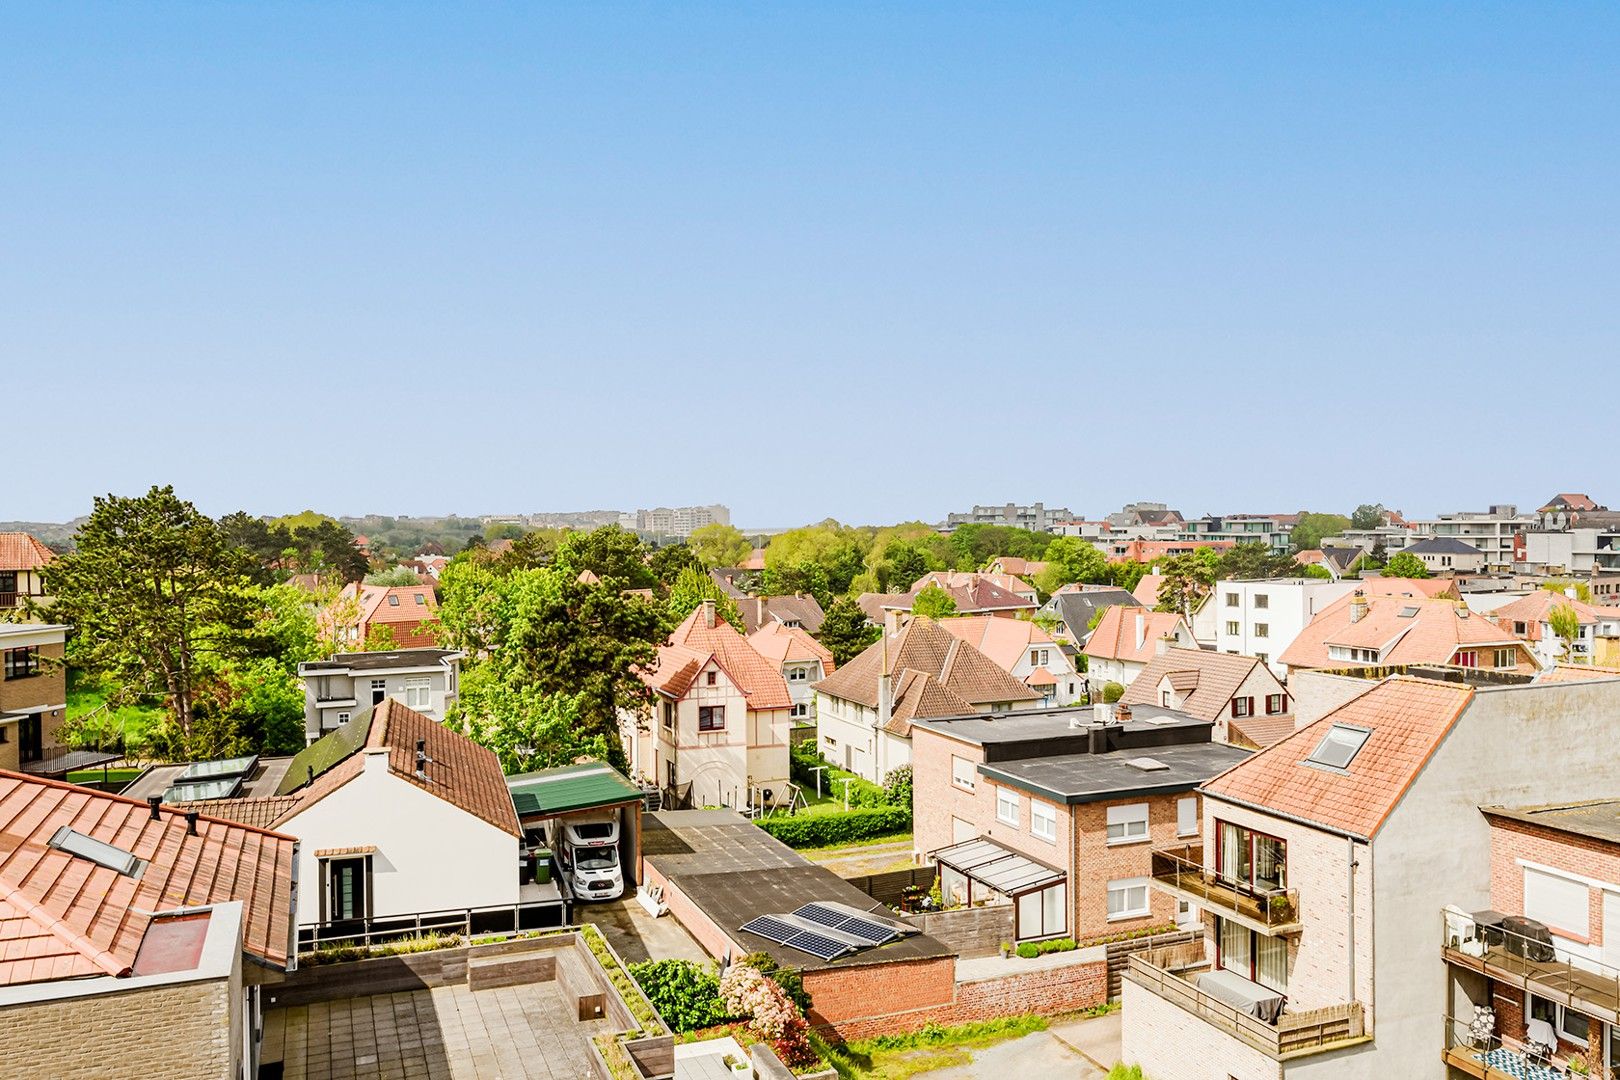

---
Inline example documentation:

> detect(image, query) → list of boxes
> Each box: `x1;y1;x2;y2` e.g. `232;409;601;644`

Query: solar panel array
741;902;917;962
790;903;902;946
739;915;857;962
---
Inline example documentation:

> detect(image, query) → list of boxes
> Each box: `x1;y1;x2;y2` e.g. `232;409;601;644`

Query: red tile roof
747;621;835;674
1083;605;1195;664
0;772;295;985
1114;539;1235;563
1201;677;1475;839
1131;574;1165;607
0;533;54;572
645;604;793;710
331;583;443;649
1491;590;1619;641
1278;592;1531;671
937;615;1058;672
1119;647;1283;729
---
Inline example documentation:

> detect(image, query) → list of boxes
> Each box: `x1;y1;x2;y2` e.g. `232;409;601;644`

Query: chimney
1134;611;1146;651
1350;590;1368;624
1116;703;1133;724
1566;586;1578;599
147;796;162;821
415;738;429;780
884;608;903;635
185;811;199;836
362;745;391;776
1155;634;1170;656
701;599;717;629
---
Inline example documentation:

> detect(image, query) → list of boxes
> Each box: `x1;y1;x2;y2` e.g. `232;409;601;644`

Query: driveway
915;1010;1121;1079
582;895;709;965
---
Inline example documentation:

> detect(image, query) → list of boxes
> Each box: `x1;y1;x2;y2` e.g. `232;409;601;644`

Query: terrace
1124;940;1366;1060
1441;909;1620;1029
1439;1013;1595;1080
1149;845;1301;936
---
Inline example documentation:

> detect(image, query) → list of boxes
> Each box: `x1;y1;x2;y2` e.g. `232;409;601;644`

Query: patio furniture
1195;968;1286;1024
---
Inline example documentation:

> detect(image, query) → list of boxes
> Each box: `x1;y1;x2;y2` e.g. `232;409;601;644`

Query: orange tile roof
652;604;793;710
328;583;443;648
1083;605;1194;664
937;615;1057;672
1355;576;1460;599
1115;539;1235;563
1202;677;1476;839
913;570;1033;596
747;621;835;674
1537;663;1620;684
1023;666;1057;687
1492;590;1616;641
1227;714;1298;751
1119;647;1281;727
0;533;54;572
0;772;295;985
815;616;1041;717
1131;574;1165;607
172;795;303;831
278;698;521;837
1278;593;1530;671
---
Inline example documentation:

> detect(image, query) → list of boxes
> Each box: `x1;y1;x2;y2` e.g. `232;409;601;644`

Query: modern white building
1408;505;1534;573
1210;579;1359;677
297;648;463;742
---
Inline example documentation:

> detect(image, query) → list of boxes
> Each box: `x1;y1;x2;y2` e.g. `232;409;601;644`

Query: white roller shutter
1524;867;1589;938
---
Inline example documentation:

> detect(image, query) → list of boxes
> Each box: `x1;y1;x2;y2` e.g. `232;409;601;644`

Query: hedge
756;806;912;848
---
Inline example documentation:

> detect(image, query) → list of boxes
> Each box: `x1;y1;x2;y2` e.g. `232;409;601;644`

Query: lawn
65;767;144;786
66;672;164;754
815;1016;1049;1080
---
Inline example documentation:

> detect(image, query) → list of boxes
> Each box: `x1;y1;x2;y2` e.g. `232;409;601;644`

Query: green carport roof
506;761;642;818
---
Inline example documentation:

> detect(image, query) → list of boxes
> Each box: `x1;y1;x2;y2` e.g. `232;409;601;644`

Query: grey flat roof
1482;801;1620;846
983;742;1252;804
913;704;1205;745
300;648;459;673
123;755;295;803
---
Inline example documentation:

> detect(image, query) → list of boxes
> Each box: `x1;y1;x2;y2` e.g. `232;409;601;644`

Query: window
1514;621;1528;634
1454;650;1478;668
951;755;976;791
1327;645;1381;664
997;787;1020;826
1177;797;1198;838
403;677;431;709
1106;878;1151;920
1529;994;1590;1046
1161;689;1172;707
0;726;8;744
49;827;144;878
1231;697;1253;719
1226;621;1240;636
1266;693;1287;715
388;594;400;606
371;679;387;691
3;647;40;679
1219;917;1288;992
1017;882;1068;939
662;701;674;732
667;760;677;789
788;667;808;682
698;706;725;731
414;593;426;605
1106;803;1150;845
329;857;368;923
790;703;809;719
1217;821;1287;893
1494;648;1517;669
1307;724;1371;770
1524;867;1589;938
1031;801;1057;842
1225;592;1239;608
706;671;717;686
1255;652;1268;664
1253;623;1268;639
336;711;351;725
1253;594;1269;610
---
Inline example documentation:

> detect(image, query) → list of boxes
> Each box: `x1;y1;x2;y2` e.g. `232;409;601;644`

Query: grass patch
796;832;913;856
65;767;144;786
300;931;463;966
66;672;164;754
581;923;666;1034
816;1015;1049;1080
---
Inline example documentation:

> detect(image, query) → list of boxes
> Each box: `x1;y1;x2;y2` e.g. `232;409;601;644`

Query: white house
297;647;463;742
936;614;1084;706
1082;605;1196;698
746;621;836;723
1210;578;1359;678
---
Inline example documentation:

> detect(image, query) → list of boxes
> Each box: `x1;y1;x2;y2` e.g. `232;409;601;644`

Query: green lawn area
65;767;145;786
815;1016;1049;1079
66;672;165;754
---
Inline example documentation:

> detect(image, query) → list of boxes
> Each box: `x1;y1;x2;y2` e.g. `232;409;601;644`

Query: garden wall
902;905;1011;959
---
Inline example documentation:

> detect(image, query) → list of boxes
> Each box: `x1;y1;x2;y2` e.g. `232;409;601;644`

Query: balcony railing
1439;1012;1591;1080
1150;844;1302;934
1125;943;1366;1060
1441;909;1620;1026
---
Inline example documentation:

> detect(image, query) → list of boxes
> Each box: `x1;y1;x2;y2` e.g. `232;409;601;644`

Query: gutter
1200;790;1371;843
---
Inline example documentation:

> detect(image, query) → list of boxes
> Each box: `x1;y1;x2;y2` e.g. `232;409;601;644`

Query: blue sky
7;4;1618;526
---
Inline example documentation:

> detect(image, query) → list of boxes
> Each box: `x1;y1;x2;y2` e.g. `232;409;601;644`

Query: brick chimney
1350;590;1368;624
701;598;717;629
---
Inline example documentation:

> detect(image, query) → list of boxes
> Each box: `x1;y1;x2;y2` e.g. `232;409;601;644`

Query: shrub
1102;681;1125;703
755;806;912;848
1010;937;1078;959
719;963;818;1070
742;952;811;1015
1015;942;1040;959
628;959;731;1033
1107;1066;1147;1080
882;765;913;809
791;741;891;809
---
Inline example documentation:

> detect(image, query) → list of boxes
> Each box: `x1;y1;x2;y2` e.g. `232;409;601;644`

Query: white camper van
556;810;623;901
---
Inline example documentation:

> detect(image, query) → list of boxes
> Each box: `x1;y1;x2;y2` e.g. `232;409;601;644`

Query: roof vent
185;811;200;836
147;796;162;821
1125;757;1170;771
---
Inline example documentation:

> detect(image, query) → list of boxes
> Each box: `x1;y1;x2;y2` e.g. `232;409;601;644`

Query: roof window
48;826;145;878
388;595;400;606
1398;606;1419;618
1306;724;1373;771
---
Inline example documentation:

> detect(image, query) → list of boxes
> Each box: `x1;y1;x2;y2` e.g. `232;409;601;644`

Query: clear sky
7;4;1618;526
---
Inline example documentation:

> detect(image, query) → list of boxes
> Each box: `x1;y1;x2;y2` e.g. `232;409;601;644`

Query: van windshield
572;822;615;841
575;846;618;870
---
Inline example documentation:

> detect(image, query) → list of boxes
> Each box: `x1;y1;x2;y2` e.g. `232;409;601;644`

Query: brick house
0;622;81;776
911;703;1248;944
1122;674;1620;1080
323;582;442;649
0;771;296;1080
1119;647;1295;748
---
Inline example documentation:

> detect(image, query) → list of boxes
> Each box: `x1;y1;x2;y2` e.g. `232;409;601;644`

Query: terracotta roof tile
1202;677;1474;839
937;615;1057;672
816;616;1041;713
747;622;835;674
1083;605;1195;665
653;605;792;710
0;533;54;572
1279;593;1531;670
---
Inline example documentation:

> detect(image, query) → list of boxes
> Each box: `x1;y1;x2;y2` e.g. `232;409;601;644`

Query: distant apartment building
945;502;1074;532
296;647;463;741
1408;505;1533;573
632;504;731;537
1180;514;1301;556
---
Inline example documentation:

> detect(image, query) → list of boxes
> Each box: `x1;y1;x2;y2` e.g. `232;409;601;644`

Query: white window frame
790;702;809;719
951;755;977;792
402;677;432;709
1031;800;1057;842
1253;623;1268;639
1106;803;1150;845
1107;877;1151;921
996;787;1020;826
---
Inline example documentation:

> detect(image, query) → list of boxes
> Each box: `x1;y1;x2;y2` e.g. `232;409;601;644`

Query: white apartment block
1212;579;1359;678
1409;505;1534;573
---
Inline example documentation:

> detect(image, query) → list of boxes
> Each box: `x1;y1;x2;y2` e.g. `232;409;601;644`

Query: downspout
1346;836;1358;1006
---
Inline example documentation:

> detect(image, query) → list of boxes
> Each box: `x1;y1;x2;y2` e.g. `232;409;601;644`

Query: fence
848;865;936;908
903;904;1012;958
297;897;569;951
1103;929;1199;1000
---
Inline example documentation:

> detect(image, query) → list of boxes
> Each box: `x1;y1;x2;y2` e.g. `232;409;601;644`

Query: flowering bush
719;962;819;1068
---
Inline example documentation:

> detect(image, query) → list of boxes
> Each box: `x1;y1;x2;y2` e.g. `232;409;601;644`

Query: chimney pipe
416;738;428;778
1116;703;1133;724
701;599;717;629
185;811;199;836
147;796;162;821
1134;611;1146;651
1155;634;1170;656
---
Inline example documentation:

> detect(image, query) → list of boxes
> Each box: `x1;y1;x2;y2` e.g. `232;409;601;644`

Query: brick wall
1120;978;1281;1080
1072;794;1194;941
910;727;987;860
802;956;957;1028
1488;816;1620;951
0;975;238;1080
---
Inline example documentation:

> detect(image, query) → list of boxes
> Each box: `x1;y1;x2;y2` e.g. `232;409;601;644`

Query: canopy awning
931;836;1065;897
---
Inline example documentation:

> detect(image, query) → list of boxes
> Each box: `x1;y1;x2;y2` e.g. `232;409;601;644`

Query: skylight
1307;724;1373;771
48;826;144;878
1398;606;1419;618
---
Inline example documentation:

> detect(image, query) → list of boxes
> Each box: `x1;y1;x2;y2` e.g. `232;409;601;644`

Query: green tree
912;584;958;619
1300;562;1333;580
1101;681;1126;703
449;676;614;774
1549;603;1583;662
553;526;657;589
1381;551;1431;579
1289;512;1353;553
365;565;423;586
817;597;881;665
1156;549;1219;614
688;524;753;569
945;524;1052;570
47;486;259;744
1215;542;1300;581
666;566;744;629
648;543;703;589
762;521;869;603
1108;560;1151;594
1543;580;1593;603
1351;504;1387;531
1033;537;1109;595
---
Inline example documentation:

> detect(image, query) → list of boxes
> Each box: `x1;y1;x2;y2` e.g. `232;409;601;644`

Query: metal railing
1125;945;1365;1059
297;895;570;952
1150;844;1301;931
1442;909;1620;1023
1440;1012;1586;1080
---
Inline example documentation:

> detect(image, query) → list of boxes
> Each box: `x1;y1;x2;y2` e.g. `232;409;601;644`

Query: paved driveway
584;895;709;964
915;1011;1121;1079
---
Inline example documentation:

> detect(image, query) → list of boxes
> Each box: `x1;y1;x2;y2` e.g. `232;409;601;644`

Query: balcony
1150;844;1302;935
1125;941;1367;1060
1440;1013;1596;1080
1441;909;1620;1027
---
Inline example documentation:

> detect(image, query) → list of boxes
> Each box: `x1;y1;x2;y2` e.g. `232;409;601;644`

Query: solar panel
739;914;860;961
179;755;259;782
740;915;802;943
791;903;901;945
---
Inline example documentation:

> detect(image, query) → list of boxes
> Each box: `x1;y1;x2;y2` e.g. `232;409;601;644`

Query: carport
506;761;646;888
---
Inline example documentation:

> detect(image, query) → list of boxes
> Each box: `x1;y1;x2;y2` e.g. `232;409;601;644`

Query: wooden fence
1103;929;1199;1000
847;865;936;908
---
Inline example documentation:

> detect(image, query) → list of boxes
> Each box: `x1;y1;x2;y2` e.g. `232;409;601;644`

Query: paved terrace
263;982;611;1080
